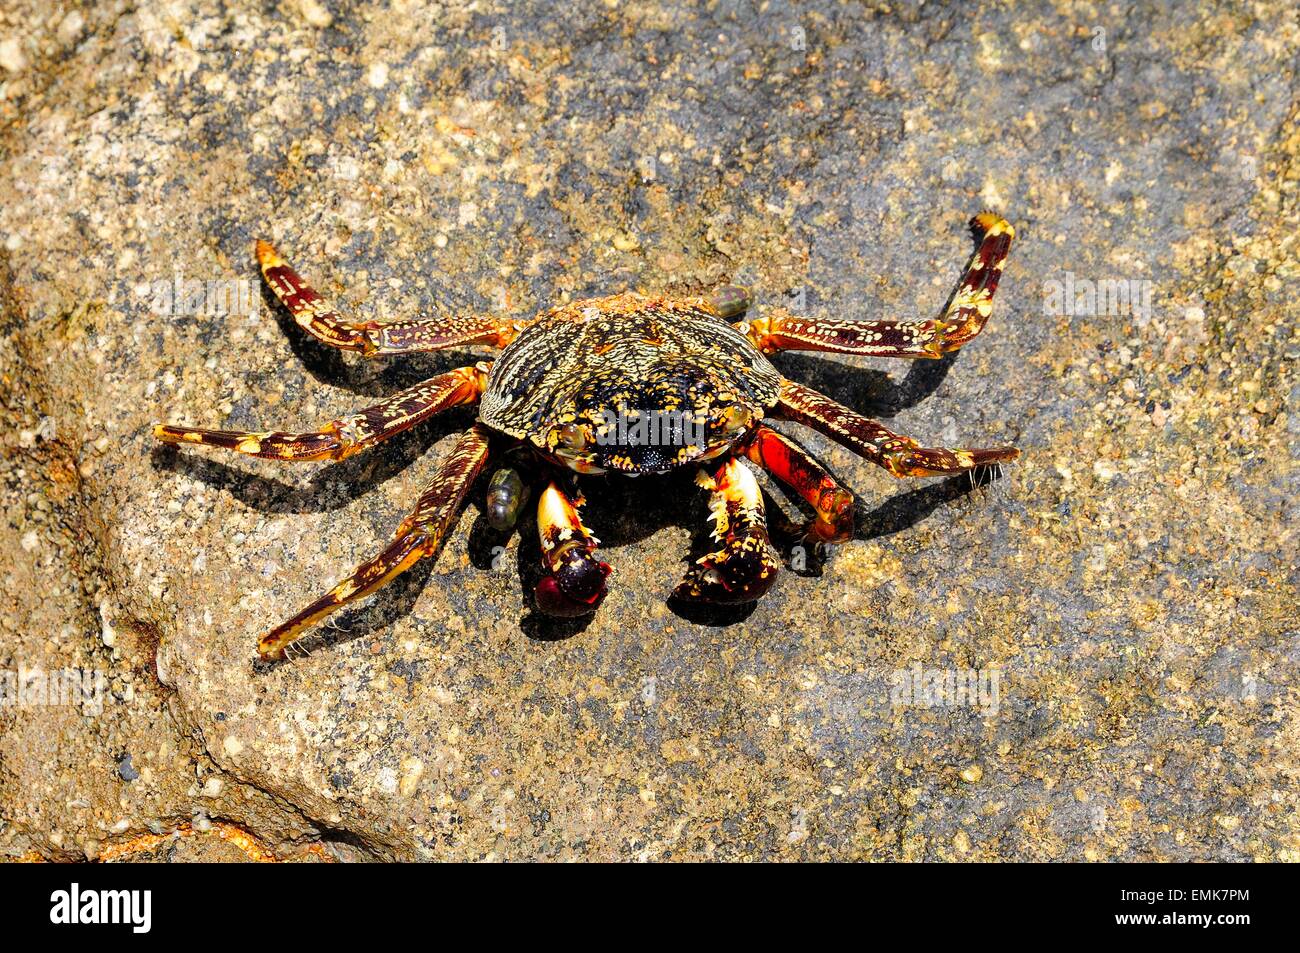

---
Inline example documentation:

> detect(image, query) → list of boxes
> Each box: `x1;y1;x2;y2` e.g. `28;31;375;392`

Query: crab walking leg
153;364;489;462
533;482;611;616
256;241;518;355
937;211;1016;349
744;212;1015;358
778;379;1019;478
742;426;855;544
257;425;493;660
746;310;952;359
673;457;781;603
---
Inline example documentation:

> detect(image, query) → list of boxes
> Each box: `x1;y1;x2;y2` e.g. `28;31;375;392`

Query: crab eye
557;423;589;451
708;285;752;319
722;404;753;431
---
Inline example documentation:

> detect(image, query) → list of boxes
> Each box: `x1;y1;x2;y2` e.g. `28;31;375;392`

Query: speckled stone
1;1;1297;861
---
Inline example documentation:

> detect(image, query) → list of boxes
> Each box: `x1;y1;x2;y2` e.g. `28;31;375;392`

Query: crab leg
777;379;1019;477
743;426;855;545
257;424;493;660
673;457;780;603
154;364;488;462
533;482;611;616
257;241;518;355
744;212;1014;358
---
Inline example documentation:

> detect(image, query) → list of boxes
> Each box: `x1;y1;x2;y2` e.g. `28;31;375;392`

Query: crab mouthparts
598;443;688;473
546;405;748;474
595;432;738;473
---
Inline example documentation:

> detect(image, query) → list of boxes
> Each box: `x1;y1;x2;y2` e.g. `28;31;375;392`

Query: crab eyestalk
720;402;753;435
706;284;752;320
535;481;610;616
485;466;530;532
549;422;603;473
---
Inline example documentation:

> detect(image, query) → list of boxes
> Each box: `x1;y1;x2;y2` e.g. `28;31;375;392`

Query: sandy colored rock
0;1;1297;861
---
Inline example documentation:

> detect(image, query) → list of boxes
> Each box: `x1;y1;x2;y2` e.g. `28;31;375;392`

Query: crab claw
535;546;611;616
673;539;779;603
535;482;610;617
673;458;779;603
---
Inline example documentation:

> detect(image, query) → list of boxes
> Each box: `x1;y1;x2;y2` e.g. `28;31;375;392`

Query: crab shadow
156;424;1007;659
770;350;957;417
759;454;1008;582
501;458;1009;638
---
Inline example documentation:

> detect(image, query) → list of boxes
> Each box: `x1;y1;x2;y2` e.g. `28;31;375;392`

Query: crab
154;212;1019;660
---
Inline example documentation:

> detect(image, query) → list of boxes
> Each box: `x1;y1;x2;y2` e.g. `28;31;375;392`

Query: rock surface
1;1;1297;860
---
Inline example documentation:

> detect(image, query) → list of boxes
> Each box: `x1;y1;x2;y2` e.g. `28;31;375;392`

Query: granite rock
1;0;1297;860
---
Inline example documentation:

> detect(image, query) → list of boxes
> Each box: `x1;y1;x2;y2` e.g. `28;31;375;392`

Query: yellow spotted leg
153;364;489;462
256;240;518;355
257;424;493;660
777;378;1019;478
743;212;1015;358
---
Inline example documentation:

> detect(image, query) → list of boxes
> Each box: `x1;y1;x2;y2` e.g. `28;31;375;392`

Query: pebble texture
0;1;1297;861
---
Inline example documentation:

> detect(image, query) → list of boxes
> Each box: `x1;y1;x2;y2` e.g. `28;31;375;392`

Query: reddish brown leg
937;211;1015;349
257;241;518;355
673;457;780;603
534;481;610;616
257;424;492;660
743;426;855;545
744;212;1014;358
153;364;488;461
778;379;1019;477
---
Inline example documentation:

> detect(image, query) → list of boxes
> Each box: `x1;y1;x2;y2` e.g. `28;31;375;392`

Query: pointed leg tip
254;239;281;266
971;211;1014;240
257;637;286;662
958;446;1020;471
152;423;188;445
